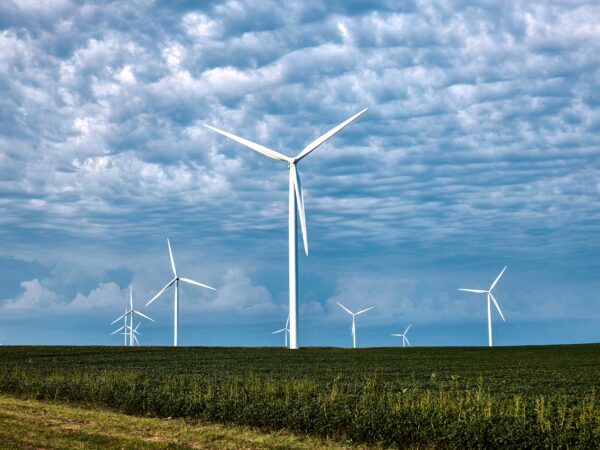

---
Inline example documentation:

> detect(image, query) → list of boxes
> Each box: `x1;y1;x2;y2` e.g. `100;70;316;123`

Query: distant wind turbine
205;108;368;349
458;266;507;347
337;302;374;348
391;324;411;347
146;238;216;346
272;316;290;347
111;285;154;346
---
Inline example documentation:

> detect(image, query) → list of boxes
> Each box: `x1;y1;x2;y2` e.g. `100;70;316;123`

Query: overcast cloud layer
0;0;598;346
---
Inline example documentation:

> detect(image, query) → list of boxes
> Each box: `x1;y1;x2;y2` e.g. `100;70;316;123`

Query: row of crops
0;345;598;447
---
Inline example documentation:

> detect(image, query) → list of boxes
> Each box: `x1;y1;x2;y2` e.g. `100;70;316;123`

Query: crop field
0;344;598;448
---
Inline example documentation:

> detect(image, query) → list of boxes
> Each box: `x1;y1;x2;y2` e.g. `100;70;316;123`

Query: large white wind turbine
205;108;368;349
146;239;216;347
391;324;411;347
272;316;290;347
111;285;154;346
458;266;507;347
337;302;374;349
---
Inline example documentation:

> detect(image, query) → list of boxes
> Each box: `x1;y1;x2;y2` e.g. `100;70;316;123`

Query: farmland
0;344;598;448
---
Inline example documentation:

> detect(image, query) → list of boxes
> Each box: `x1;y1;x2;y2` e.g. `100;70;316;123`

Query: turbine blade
146;278;176;307
204;124;292;163
134;310;154;322
111;325;126;335
404;324;412;334
489;266;508;291
129;285;133;309
458;289;487;294
405;336;411;346
272;328;286;334
111;311;129;325
167;238;177;277
133;335;139;345
295;108;368;162
390;333;403;336
337;302;353;315
134;322;141;332
285;315;289;329
355;306;374;315
292;166;309;255
489;292;506;321
351;319;356;337
179;277;216;291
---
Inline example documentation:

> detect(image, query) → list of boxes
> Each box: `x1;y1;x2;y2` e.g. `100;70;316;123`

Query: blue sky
0;0;598;347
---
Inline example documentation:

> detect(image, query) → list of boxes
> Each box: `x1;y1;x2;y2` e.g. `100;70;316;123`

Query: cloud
3;279;61;310
0;1;598;344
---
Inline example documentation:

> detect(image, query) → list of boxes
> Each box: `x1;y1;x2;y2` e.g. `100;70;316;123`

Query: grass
0;395;361;449
0;344;598;448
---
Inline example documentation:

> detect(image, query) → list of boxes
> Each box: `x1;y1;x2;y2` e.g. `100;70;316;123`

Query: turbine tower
272;315;290;347
337;302;374;348
111;285;154;346
458;266;507;347
391;324;411;347
146;238;216;346
205;108;368;349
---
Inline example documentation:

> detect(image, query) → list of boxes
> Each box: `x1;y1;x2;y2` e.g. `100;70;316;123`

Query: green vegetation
0;344;598;448
0;395;357;449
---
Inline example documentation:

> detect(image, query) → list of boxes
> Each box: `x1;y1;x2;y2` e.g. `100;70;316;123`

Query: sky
0;0;598;347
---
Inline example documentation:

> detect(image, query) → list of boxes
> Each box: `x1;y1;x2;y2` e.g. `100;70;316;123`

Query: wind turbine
458;266;507;347
146;238;216;346
111;285;154;346
337;302;374;348
272;316;290;347
391;324;411;347
205;108;368;349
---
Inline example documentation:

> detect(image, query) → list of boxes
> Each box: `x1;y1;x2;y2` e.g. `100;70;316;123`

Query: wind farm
1;0;599;448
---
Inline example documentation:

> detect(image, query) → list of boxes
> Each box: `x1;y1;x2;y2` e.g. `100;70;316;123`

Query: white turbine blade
405;336;411;346
489;266;508;292
129;285;133;309
179;277;216;291
292;166;308;255
134;322;141;332
167;238;177;277
285;315;290;329
458;289;487;294
111;311;130;325
146;278;176;307
134;310;154;322
337;302;354;315
111;325;126;335
404;324;412;335
204;124;292;163
351;319;356;337
295;108;368;162
391;333;403;336
133;334;139;345
272;328;286;334
489;292;506;322
355;306;374;315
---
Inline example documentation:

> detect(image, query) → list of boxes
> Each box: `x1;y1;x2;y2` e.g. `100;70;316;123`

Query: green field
0;344;598;448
